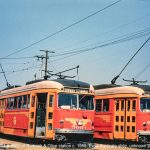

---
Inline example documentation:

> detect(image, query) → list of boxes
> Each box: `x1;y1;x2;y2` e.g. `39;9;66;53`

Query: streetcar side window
10;98;14;109
140;98;150;112
116;101;119;111
6;94;30;110
132;100;136;111
49;95;54;107
6;98;10;109
103;100;109;112
121;100;124;111
95;99;109;112
28;95;30;108
18;96;22;109
127;100;130;111
14;97;18;109
96;100;102;112
22;95;27;108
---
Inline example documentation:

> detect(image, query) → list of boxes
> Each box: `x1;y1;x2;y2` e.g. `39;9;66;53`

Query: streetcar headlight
143;122;147;127
59;120;64;124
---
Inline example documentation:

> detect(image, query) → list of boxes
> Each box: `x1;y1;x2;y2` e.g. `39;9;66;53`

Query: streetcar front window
79;95;94;110
140;98;150;112
58;93;77;109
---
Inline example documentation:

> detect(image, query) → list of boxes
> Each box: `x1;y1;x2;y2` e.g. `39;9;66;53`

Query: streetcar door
114;98;136;140
45;93;55;139
28;93;37;137
35;93;47;137
114;99;125;139
125;99;136;140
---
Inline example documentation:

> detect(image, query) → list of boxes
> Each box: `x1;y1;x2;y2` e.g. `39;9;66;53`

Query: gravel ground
0;135;149;150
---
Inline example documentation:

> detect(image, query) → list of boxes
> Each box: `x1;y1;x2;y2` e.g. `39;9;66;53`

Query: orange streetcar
0;79;95;142
94;84;150;143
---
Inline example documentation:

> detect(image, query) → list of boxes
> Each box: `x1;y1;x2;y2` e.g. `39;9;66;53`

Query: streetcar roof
52;79;90;89
95;85;150;96
0;80;63;96
0;79;94;96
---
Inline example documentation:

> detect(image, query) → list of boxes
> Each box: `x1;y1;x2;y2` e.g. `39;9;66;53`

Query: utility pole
36;50;55;80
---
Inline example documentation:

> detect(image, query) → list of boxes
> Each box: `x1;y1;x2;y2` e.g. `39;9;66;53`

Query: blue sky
0;0;150;89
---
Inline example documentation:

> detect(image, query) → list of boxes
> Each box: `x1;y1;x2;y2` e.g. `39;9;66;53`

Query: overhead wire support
111;36;150;84
1;0;121;59
54;65;79;75
48;65;79;79
35;50;55;80
123;78;147;85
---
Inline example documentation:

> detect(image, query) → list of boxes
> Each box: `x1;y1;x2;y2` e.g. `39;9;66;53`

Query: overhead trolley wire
1;27;149;64
0;0;121;59
111;36;150;84
52;27;150;57
50;28;150;63
0;62;31;65
0;56;34;60
2;28;149;76
2;64;41;74
135;62;150;79
54;13;150;52
1;27;149;63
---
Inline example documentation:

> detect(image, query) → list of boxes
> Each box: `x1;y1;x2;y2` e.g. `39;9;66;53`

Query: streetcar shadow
94;139;150;149
2;134;150;149
0;134;94;149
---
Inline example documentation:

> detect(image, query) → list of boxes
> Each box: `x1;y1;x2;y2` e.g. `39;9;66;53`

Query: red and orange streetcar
94;84;150;143
0;79;95;142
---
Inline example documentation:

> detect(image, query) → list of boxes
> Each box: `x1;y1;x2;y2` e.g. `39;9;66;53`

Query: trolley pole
0;63;11;87
37;50;55;80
